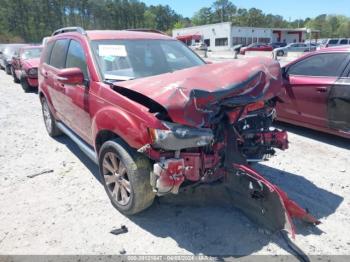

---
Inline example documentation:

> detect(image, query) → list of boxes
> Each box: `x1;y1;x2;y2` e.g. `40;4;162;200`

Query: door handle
316;87;327;93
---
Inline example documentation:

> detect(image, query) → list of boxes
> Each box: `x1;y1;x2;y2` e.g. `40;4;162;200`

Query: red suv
39;27;318;235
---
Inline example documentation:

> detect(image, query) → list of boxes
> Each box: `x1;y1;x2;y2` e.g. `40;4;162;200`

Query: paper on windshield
98;45;127;57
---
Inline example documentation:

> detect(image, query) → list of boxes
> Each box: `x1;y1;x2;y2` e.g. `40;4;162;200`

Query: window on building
215;38;228;46
258;38;271;44
287;53;349;77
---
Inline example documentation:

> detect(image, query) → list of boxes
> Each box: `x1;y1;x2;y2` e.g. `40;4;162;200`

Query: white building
172;22;320;51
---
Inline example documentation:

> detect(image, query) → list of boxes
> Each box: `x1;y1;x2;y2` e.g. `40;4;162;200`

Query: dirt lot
0;68;350;258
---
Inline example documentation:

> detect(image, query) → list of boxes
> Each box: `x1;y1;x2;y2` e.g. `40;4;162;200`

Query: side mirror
56;68;84;85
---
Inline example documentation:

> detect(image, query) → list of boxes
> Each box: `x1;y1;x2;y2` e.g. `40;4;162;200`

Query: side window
288;53;349;77
340;39;348;45
49;39;69;68
66;40;89;79
43;41;54;64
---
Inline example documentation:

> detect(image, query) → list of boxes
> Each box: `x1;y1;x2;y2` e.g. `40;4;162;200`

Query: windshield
3;45;27;58
91;39;205;81
21;48;42;60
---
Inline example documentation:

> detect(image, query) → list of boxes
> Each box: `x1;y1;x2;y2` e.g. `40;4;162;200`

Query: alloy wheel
102;152;131;206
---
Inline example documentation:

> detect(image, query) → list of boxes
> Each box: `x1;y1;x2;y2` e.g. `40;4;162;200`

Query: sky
143;0;349;20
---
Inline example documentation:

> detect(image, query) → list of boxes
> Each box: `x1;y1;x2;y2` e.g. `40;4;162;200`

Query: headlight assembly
27;68;38;77
148;121;213;151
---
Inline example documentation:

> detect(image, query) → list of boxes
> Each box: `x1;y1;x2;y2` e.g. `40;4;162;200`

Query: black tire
20;76;31;92
11;67;20;83
40;96;62;137
5;65;11;75
277;50;284;57
99;138;155;215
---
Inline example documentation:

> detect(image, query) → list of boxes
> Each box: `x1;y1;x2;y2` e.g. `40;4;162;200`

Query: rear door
46;39;70;122
328;63;350;132
278;52;350;128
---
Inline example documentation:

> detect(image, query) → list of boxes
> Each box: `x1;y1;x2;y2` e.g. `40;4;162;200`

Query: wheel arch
92;106;152;154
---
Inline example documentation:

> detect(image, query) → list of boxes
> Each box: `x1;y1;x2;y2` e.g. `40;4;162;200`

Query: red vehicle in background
11;45;43;92
240;43;273;55
277;46;350;139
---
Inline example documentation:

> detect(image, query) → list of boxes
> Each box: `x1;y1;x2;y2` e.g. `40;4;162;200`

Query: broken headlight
148;121;213;151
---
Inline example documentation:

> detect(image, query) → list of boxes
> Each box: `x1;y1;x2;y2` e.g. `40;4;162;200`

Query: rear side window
43;41;54;64
340;39;348;45
66;40;89;79
49;39;69;68
288;53;349;77
328;39;339;45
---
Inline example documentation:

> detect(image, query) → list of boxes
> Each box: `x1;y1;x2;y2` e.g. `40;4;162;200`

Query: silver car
274;43;315;56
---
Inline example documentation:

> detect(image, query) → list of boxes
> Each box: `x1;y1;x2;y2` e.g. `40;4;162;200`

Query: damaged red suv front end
113;57;318;236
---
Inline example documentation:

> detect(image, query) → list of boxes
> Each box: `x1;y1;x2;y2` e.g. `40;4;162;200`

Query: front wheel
277;50;284;57
5;65;11;75
12;67;20;83
99;139;155;215
20;76;31;92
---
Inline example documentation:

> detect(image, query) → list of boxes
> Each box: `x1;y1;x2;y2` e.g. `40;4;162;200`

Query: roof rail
52;27;86;36
125;28;166;35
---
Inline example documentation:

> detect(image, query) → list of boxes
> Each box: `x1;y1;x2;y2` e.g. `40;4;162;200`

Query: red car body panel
38;30;320;236
240;45;273;55
276;47;350;138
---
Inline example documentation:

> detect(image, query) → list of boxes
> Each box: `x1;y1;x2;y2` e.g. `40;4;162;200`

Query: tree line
0;0;349;43
188;0;350;38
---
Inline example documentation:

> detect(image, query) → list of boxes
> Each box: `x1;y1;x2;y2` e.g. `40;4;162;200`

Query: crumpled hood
22;58;39;69
113;57;282;127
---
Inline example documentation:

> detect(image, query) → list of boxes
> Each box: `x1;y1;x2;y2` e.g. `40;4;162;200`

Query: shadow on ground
54;132;343;257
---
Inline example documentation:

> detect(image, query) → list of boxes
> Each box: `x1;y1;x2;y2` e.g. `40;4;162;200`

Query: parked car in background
269;42;287;49
11;45;43;92
274;42;316;56
277;46;350;139
38;27;318;235
190;42;207;50
239;42;273;55
318;38;350;49
0;44;28;74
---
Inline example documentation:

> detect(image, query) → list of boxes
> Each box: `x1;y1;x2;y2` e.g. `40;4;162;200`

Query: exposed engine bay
137;99;318;237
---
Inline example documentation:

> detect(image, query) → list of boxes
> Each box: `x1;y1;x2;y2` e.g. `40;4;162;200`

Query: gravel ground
0;68;350;258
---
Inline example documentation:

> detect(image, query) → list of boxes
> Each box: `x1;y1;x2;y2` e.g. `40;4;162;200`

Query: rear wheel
40;97;62;137
99;139;155;215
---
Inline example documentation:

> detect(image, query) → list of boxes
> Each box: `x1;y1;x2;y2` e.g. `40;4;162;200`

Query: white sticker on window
98;45;127;57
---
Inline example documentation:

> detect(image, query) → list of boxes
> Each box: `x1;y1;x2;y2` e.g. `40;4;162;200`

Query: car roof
318;45;350;53
85;30;173;41
20;45;43;50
